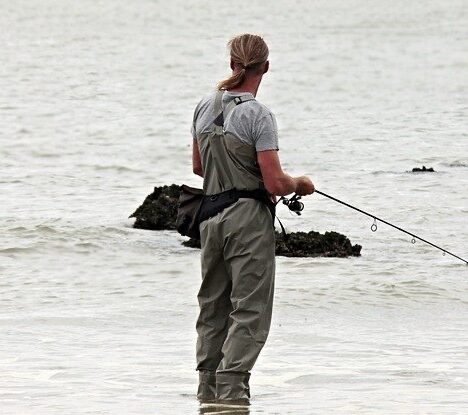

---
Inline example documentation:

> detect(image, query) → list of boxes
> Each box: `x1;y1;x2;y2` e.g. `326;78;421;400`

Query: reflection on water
199;403;250;415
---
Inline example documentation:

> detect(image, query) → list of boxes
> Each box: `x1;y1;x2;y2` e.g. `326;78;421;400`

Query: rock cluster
129;184;180;230
275;230;361;257
131;185;362;258
412;166;435;172
183;231;361;257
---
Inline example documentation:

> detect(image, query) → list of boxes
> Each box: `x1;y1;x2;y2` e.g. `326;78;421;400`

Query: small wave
0;246;35;254
371;170;403;176
67;92;109;101
36;225;59;234
6;224;60;237
442;161;468;168
75;242;102;249
79;164;143;173
366;280;452;301
30;151;61;158
95;226;134;236
0;179;23;184
8;226;28;232
39;112;61;118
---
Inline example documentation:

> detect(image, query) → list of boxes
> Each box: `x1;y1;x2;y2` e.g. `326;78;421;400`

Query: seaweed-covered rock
412;166;435;172
182;231;361;258
129;184;181;230
132;185;362;258
275;230;361;257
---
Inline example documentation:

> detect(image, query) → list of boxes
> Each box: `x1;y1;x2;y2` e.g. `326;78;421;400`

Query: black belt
198;188;275;224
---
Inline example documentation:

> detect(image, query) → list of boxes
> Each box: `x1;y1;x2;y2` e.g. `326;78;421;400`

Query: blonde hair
217;34;269;91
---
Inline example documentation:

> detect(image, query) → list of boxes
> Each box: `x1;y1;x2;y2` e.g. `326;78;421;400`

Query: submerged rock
274;230;361;257
412;165;435;172
129;184;181;230
131;185;361;258
182;231;361;257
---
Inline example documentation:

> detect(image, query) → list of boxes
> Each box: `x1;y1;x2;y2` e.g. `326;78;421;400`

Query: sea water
1;0;467;413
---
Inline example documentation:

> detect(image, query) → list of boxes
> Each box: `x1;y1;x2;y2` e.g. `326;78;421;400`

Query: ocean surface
1;1;467;414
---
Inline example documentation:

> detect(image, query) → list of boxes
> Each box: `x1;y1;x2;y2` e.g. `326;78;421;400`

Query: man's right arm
257;150;314;196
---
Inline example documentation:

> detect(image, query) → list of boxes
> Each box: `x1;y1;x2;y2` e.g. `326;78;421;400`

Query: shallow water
1;0;468;414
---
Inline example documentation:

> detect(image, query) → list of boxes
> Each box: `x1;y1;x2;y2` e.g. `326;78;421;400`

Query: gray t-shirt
191;91;279;152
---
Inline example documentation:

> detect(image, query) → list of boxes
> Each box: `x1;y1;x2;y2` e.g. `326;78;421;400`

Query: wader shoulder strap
213;90;224;127
208;92;256;189
212;92;254;127
222;94;254;123
213;90;224;116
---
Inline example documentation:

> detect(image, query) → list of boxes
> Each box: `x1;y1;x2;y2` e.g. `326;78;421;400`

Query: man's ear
263;60;269;74
230;58;235;71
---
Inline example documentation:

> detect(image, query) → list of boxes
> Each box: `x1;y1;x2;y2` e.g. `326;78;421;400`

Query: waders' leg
197;370;217;403
196;221;232;401
216;203;276;402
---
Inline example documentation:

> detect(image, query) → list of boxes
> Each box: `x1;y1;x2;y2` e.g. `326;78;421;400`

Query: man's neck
228;76;262;97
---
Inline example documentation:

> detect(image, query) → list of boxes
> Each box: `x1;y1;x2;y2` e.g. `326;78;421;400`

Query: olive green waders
195;91;276;402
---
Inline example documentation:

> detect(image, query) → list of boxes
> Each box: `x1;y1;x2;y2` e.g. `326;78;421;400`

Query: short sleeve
253;112;279;151
191;106;198;140
191;99;204;140
191;121;196;140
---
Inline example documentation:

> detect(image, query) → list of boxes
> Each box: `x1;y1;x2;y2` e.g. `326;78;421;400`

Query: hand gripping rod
313;190;468;265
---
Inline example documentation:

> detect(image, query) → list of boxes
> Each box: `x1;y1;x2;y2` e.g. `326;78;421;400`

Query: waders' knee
197;370;217;402
216;372;251;403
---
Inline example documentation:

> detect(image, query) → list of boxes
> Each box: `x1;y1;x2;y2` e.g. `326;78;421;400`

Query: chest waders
196;91;276;403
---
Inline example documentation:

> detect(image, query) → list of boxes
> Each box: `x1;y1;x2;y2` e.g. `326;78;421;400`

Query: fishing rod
279;191;468;265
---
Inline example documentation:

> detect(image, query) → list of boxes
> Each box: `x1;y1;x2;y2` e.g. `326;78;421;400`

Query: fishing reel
280;194;304;215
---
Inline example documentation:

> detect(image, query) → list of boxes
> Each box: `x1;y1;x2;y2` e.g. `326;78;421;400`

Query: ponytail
217;34;269;91
218;68;247;91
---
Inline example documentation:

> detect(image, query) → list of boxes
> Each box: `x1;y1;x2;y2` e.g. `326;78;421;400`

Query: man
191;33;315;406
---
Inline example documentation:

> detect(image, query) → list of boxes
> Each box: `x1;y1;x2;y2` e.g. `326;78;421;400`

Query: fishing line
281;191;467;265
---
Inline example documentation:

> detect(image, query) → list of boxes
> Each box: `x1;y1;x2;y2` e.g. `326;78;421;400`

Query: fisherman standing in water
191;34;315;406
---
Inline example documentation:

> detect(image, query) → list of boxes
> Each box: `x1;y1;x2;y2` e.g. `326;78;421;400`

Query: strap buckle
233;96;243;105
